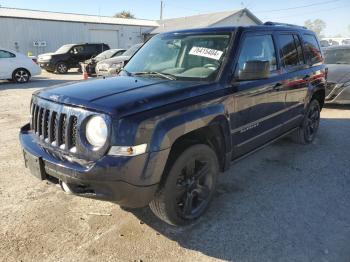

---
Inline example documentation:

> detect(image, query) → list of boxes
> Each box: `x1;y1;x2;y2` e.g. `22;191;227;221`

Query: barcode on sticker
189;47;223;60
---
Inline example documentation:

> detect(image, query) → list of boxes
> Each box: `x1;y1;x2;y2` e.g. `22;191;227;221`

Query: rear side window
303;34;323;65
278;34;300;67
0;50;15;58
237;34;277;72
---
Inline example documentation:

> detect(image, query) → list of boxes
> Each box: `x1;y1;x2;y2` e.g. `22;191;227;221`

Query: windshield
55;44;74;54
95;49;119;60
124;33;231;81
123;44;142;56
324;48;350;64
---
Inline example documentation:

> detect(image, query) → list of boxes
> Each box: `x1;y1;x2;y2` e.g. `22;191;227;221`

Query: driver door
230;32;287;158
69;45;85;67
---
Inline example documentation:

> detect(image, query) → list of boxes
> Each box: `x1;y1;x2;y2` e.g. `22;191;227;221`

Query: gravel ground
0;72;349;262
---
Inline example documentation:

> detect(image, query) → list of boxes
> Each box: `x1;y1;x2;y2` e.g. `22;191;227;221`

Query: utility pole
160;1;164;21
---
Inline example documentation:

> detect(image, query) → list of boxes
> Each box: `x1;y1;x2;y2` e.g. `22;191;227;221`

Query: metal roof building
0;7;261;56
151;9;262;35
0;7;158;56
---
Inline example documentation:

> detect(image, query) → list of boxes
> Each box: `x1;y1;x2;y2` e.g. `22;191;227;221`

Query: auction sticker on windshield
189;47;223;60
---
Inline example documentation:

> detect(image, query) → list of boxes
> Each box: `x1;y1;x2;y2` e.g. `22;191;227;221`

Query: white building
0;7;261;56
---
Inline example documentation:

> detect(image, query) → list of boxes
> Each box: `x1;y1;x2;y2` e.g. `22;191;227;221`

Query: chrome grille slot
29;99;82;155
37;108;44;136
71;116;78;148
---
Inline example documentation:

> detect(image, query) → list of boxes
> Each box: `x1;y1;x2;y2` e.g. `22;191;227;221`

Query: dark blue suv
20;23;326;226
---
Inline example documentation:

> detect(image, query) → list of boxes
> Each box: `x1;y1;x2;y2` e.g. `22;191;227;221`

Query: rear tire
55;62;68;74
12;68;30;83
150;144;219;226
294;99;321;144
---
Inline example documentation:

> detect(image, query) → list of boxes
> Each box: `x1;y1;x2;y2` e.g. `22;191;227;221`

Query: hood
38;52;55;57
99;55;131;65
327;64;350;84
35;76;215;117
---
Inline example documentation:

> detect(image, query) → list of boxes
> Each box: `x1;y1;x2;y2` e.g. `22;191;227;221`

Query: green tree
304;19;326;38
114;11;135;19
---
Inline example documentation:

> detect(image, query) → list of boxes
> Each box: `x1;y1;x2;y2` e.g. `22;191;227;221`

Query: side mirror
237;60;270;81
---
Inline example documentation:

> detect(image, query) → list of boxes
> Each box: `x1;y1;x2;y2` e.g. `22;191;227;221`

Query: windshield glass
55;44;74;54
124;33;231;81
95;49;119;60
324;48;350;64
123;44;142;56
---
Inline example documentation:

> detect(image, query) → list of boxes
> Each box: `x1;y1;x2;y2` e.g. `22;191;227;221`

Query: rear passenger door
231;32;286;158
276;33;309;129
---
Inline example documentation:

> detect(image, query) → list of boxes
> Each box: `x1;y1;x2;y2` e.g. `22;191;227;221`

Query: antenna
160;1;164;21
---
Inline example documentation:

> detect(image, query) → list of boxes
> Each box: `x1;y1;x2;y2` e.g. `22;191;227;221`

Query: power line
260;3;350;20
254;0;340;13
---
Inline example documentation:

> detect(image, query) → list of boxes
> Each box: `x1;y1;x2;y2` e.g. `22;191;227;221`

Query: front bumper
19;124;169;208
38;61;56;72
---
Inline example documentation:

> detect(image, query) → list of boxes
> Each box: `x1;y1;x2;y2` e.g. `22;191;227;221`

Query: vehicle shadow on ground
129;118;350;261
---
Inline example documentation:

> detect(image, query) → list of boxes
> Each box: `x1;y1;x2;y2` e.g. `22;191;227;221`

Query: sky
0;0;349;37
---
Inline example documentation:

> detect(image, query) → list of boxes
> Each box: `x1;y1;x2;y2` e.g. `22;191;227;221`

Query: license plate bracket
23;150;46;180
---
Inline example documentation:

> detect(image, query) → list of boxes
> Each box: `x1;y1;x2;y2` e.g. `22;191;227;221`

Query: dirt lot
1;72;350;262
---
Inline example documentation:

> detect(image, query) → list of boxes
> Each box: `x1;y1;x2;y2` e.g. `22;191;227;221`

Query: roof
0;7;158;27
150;8;262;34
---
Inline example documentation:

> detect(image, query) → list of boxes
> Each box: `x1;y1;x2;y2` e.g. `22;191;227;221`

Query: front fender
149;103;231;152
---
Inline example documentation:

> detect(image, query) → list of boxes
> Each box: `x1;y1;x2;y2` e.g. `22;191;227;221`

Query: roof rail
264;21;307;29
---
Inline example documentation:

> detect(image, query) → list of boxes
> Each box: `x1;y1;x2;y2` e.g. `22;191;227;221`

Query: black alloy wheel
150;144;219;226
56;62;68;74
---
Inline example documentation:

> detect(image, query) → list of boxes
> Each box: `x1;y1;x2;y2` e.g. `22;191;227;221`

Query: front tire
150;144;219;226
12;68;30;83
55;62;68;74
294;99;321;144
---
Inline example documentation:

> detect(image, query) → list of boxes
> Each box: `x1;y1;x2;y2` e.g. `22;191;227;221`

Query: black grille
30;102;78;152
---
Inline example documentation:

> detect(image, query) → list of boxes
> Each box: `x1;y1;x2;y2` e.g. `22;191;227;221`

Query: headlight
85;116;108;148
110;62;124;69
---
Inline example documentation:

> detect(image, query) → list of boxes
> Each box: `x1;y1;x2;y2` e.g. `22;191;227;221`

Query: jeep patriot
20;23;326;226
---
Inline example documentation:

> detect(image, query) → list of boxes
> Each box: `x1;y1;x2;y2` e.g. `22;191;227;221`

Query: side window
277;34;301;68
71;46;84;55
237;34;277;72
303;34;323;65
0;50;15;58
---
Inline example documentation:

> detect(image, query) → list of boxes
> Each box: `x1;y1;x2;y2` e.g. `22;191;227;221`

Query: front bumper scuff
19;124;169;208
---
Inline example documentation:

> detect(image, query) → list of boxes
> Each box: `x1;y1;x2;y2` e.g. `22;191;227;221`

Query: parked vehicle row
20;23;327;226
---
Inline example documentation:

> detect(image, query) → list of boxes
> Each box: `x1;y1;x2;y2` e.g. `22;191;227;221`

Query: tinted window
278;34;305;67
278;34;300;67
85;45;98;54
71;46;84;55
237;34;277;72
0;50;15;58
303;34;323;65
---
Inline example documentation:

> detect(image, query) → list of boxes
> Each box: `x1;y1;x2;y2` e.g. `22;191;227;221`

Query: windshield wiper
120;68;133;76
134;71;176;80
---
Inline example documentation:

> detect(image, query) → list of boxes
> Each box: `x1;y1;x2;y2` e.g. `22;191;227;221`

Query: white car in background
0;48;41;83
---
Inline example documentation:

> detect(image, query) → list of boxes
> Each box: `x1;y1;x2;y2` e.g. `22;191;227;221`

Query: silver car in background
324;45;350;104
96;43;143;76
